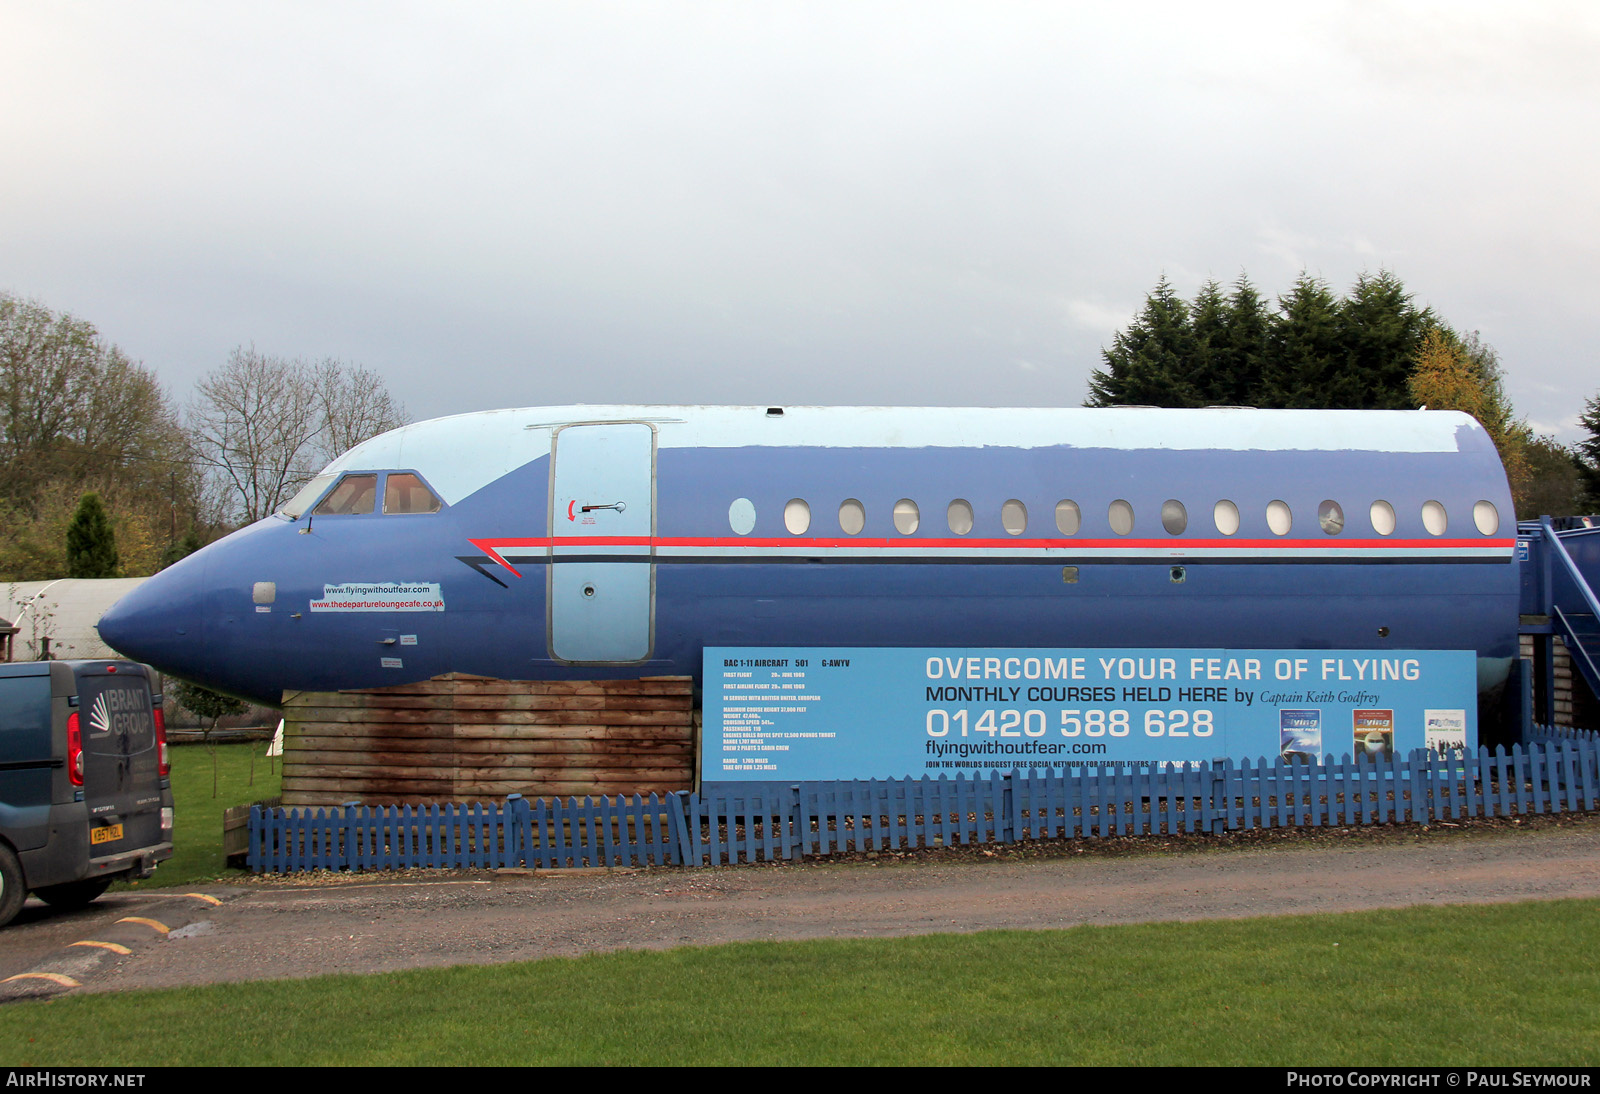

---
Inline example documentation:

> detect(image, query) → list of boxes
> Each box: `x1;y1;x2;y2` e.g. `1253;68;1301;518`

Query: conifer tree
1335;271;1433;409
1214;275;1271;405
1084;277;1203;407
1090;270;1431;411
1578;394;1600;508
1262;274;1342;407
64;493;119;579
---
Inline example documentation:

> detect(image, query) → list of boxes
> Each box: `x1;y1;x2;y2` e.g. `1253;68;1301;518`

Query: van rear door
72;665;163;856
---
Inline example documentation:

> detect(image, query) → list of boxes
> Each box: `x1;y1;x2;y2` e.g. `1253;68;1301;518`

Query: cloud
1062;299;1133;336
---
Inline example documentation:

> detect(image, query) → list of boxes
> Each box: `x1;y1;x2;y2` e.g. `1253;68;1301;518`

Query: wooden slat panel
284;693;455;710
280;674;694;806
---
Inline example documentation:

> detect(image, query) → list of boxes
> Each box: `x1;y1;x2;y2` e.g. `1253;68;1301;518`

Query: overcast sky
2;2;1595;441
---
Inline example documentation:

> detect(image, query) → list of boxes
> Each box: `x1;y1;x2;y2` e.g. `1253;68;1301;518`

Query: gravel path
4;814;1600;997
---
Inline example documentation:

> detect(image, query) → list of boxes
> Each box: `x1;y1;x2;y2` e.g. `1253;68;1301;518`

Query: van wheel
0;845;25;928
34;878;111;910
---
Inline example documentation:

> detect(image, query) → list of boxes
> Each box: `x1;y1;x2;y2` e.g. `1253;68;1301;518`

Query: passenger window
1214;500;1240;536
839;499;865;535
728;498;756;536
1370;500;1396;536
1266;500;1292;536
947;499;974;536
1318;500;1344;535
1001;500;1027;536
893;499;920;535
1108;500;1134;536
1055;500;1080;536
313;474;378;516
383;473;443;515
1422;500;1448;536
1473;500;1499;536
784;499;811;535
1161;500;1187;535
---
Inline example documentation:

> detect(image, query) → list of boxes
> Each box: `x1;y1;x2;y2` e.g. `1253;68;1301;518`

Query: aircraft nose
97;553;212;673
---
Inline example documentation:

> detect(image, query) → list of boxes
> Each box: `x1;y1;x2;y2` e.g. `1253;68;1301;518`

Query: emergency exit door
548;423;655;662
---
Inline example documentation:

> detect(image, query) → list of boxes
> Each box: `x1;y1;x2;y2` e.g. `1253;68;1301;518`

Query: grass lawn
4;898;1597;1066
118;740;281;891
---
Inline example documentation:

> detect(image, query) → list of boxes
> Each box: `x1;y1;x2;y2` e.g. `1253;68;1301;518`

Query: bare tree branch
188;347;408;525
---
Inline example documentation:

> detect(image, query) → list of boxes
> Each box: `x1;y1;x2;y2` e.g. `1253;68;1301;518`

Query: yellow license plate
90;824;123;845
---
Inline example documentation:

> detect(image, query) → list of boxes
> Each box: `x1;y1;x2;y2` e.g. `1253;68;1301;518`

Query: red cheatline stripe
470;536;1513;577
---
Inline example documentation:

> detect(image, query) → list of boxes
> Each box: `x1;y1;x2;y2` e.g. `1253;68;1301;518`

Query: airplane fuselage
98;406;1520;713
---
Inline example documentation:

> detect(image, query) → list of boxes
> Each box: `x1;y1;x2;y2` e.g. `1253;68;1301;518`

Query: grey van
0;660;173;926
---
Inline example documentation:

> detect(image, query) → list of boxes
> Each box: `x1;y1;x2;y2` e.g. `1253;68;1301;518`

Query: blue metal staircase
1520;517;1600;723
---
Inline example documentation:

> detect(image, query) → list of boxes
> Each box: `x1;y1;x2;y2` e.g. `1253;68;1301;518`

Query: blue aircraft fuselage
97;406;1520;709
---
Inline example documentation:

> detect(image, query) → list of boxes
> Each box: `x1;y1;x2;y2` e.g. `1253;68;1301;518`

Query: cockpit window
384;473;443;515
280;473;337;519
313;473;378;516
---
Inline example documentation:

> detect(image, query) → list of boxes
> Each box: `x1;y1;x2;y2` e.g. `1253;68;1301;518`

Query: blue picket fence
249;740;1600;873
249;792;683;873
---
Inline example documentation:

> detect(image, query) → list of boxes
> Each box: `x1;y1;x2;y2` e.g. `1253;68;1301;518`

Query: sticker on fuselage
308;582;445;613
381;657;404;669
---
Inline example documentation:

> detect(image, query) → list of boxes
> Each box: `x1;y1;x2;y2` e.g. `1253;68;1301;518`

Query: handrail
1541;517;1600;622
1542;516;1600;702
1552;604;1600;696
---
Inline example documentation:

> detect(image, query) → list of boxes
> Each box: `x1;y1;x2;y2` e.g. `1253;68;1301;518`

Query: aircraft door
548;422;655;663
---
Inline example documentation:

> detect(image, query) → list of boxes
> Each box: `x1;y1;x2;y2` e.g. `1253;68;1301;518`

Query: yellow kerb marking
117;917;169;934
4;972;79;987
71;940;132;955
183;893;222;905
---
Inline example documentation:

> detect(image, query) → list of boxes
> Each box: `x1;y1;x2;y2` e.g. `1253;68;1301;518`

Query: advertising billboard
703;646;1477;783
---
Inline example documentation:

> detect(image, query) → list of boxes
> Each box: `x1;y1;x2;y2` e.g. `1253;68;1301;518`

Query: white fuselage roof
322;406;1486;507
